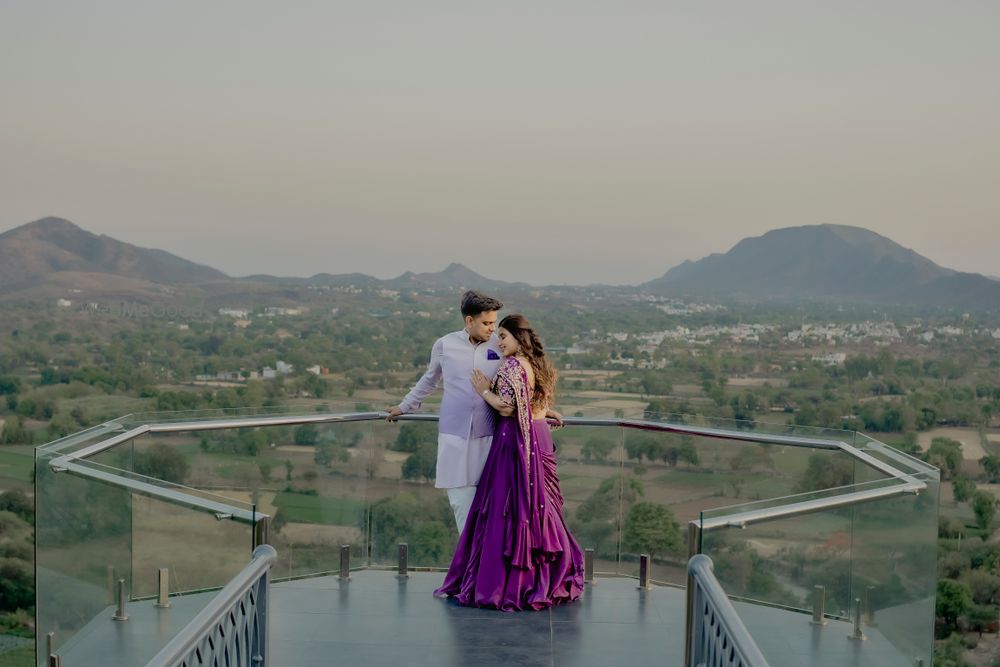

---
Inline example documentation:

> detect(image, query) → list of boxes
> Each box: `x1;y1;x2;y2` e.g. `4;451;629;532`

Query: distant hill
3;217;997;309
247;262;524;292
0;217;227;293
643;224;1000;308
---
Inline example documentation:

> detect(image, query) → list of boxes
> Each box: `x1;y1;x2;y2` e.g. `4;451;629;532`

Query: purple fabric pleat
434;416;585;611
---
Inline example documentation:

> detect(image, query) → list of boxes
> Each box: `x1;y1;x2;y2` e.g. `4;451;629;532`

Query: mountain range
642;225;1000;307
1;217;997;309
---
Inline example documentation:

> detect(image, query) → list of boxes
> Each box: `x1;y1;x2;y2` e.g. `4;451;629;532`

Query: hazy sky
2;1;999;284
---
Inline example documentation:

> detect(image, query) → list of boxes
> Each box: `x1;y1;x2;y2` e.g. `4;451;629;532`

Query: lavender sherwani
398;330;502;489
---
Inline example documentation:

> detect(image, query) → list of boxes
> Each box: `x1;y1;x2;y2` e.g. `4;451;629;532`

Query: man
387;290;504;532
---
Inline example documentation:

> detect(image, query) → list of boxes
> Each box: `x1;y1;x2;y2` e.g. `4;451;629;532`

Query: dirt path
918;427;992;460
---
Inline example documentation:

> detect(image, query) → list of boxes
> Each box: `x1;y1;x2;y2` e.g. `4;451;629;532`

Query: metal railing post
339;544;351;580
112;578;128;621
397;543;408;579
810;585;827;626
864;585;877;626
849;598;866;641
584;548;595;584
638;554;651;590
254;515;271;548
46;632;60;667
156;568;170;608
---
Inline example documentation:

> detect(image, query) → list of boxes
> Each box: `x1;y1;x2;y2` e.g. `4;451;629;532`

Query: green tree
577;474;644;522
935;579;972;632
134;443;189;484
794;454;852;492
410;521;455;566
294;424;319;445
730;445;775;474
392;423;436;453
0;375;21;395
621;502;681;558
972;490;997;530
968;604;996;638
952;476;976;504
981;455;1000;483
926;437;963;479
959;569;1000;606
402;441;437;482
315;442;349;467
581;435;616;463
0;557;33;612
676;437;699;467
0;491;33;523
0;415;32;445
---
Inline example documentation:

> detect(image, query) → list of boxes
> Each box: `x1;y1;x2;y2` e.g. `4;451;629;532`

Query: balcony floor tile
53;570;920;667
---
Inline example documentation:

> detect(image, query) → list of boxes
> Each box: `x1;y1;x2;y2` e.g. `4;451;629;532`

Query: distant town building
811;352;847;366
57;299;72;308
264;306;307;317
219;308;250;318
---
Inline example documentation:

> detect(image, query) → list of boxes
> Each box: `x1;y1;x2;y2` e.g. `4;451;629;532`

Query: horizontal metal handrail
42;410;929;530
696;478;924;532
687;554;770;667
48;424;151;468
146;544;277;667
34;420;127;454
54;460;261;523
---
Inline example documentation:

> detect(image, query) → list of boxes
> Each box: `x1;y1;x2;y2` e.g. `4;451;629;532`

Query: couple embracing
387;290;584;611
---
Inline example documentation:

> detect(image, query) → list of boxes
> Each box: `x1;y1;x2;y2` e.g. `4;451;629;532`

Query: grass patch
0;450;33;484
273;492;366;525
0;645;35;667
56;395;152;419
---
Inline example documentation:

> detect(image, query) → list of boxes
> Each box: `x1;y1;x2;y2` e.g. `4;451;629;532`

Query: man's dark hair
460;290;503;318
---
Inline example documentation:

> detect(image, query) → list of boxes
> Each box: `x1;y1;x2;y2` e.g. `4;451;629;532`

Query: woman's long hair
498;314;557;411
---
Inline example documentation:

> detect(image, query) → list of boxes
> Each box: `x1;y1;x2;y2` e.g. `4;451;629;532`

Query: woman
434;314;584;611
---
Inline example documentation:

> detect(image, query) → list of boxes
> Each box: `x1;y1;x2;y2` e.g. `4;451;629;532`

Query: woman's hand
545;408;564;428
471;369;491;396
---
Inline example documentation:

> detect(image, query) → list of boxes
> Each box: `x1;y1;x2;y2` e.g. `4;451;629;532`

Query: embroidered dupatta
491;356;545;568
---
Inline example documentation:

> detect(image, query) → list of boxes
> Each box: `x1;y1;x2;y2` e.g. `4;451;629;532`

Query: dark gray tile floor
55;570;924;667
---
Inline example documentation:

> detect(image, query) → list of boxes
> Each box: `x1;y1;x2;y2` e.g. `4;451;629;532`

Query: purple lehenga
434;356;585;611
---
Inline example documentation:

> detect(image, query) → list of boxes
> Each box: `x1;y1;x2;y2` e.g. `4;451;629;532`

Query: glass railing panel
698;476;936;666
556;424;626;578
629;426;858;587
33;420;131;457
700;499;854;613
853;432;940;478
91;412;368;581
258;419;372;580
366;418;457;571
130;493;255;599
34;450;133;663
849;475;938;666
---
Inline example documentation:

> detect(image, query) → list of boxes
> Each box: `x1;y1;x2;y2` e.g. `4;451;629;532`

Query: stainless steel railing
36;409;937;666
145;544;278;667
687;554;770;667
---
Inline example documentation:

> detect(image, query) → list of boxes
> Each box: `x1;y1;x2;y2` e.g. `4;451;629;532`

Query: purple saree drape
434;357;585;611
